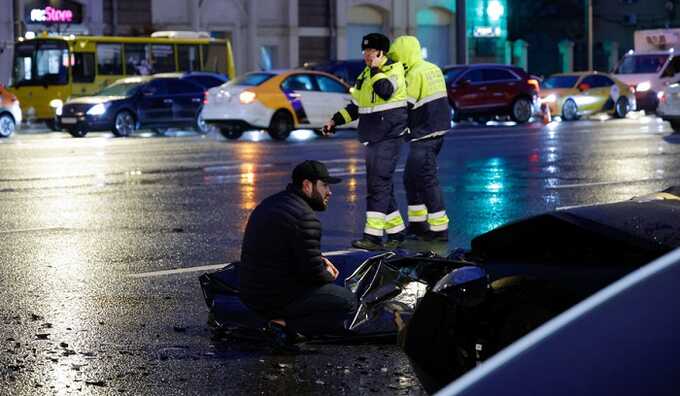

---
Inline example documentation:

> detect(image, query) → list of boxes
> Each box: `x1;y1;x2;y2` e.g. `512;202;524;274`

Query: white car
201;69;356;140
0;85;21;137
658;83;680;132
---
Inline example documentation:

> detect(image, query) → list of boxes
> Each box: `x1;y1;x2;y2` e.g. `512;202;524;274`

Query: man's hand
368;51;385;68
322;257;339;280
322;120;336;136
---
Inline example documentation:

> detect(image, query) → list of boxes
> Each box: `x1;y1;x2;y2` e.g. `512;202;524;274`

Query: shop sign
24;1;83;24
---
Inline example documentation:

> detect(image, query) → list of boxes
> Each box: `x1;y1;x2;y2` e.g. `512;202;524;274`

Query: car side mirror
459;79;471;87
141;89;154;96
578;83;590;92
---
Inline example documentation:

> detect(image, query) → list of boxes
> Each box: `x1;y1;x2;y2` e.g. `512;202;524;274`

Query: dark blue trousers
365;138;402;214
403;137;446;214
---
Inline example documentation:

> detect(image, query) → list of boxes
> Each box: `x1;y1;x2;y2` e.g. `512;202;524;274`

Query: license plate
61;117;77;124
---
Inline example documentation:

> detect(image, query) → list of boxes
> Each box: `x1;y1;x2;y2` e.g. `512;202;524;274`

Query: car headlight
636;81;651;92
543;94;557;103
50;99;63;116
86;103;108;116
239;91;256;104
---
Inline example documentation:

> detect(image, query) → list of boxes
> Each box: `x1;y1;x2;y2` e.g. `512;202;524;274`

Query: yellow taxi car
540;72;636;121
201;69;355;140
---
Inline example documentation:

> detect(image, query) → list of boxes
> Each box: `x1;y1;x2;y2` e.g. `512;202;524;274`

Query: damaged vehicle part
199;250;476;341
400;187;680;394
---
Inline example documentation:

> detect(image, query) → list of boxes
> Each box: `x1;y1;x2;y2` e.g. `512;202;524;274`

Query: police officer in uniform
388;35;450;241
323;33;408;250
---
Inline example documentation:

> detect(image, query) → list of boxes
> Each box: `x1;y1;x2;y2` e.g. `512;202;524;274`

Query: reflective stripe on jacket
332;58;408;144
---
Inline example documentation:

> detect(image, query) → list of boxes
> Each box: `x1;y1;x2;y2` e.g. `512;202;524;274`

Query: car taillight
203;91;209;105
658;91;667;104
528;79;540;94
629;85;636;94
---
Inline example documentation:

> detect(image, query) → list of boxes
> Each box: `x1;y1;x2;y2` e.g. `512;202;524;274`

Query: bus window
201;43;226;73
152;44;175;73
178;45;200;72
12;42;35;86
35;41;68;85
73;52;95;83
96;43;122;75
124;43;152;75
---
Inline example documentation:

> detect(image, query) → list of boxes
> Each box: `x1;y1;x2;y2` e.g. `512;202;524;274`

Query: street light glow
487;0;504;21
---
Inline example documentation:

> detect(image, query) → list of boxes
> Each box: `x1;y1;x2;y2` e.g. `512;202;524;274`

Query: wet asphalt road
1;116;679;395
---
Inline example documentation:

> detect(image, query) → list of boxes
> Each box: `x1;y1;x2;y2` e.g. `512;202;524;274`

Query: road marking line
128;263;228;278
549;178;663;189
0;226;71;234
128;249;368;278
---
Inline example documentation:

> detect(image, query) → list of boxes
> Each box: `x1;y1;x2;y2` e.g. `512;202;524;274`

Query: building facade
2;0;515;85
150;0;460;74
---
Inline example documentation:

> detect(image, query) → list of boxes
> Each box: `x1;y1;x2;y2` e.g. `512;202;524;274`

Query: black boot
405;222;428;240
384;231;406;250
351;234;384;251
423;229;449;242
263;321;301;354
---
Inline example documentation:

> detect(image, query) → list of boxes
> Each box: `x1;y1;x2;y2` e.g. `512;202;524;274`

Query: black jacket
239;185;333;313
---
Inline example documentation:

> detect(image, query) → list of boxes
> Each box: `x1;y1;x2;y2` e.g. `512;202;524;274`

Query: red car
443;64;540;124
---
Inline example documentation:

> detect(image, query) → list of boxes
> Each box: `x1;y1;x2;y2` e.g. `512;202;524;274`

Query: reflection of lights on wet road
289;129;316;141
240;163;256;210
486;182;503;192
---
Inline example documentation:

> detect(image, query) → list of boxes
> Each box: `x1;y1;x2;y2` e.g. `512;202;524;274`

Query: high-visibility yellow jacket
332;57;408;144
388;35;450;141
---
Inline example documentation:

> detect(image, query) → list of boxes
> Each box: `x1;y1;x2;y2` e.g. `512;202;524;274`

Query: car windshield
542;76;580;89
12;40;69;86
96;82;142;97
229;73;275;86
614;54;669;74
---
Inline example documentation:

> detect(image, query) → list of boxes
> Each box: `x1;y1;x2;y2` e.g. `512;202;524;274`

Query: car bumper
201;101;273;130
57;114;114;131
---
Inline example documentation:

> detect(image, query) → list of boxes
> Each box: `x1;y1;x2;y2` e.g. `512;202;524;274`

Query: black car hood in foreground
401;187;680;394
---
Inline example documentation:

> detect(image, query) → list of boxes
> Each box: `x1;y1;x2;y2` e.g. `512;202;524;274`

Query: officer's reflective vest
335;58;408;144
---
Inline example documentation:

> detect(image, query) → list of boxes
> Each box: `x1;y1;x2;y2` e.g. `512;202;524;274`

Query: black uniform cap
361;33;390;53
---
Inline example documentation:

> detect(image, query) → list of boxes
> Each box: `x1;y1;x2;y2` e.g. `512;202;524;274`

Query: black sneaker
264;322;300;354
405;222;428;240
384;231;405;250
422;230;449;242
351;234;384;251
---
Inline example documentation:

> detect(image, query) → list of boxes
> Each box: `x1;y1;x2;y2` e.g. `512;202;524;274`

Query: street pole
586;0;593;70
456;0;466;64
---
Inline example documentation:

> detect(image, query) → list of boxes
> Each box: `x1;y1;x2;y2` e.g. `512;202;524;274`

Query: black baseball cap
292;160;342;185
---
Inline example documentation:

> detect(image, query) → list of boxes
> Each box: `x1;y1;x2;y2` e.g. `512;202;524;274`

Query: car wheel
268;110;294;141
670;120;680;133
112;110;135;137
68;127;87;138
194;111;213;134
0;113;16;138
510;97;533;124
614;97;629;119
219;127;243;140
561;99;579;121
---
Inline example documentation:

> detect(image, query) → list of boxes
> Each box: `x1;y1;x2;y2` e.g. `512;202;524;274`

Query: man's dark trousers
265;283;357;336
403;137;445;214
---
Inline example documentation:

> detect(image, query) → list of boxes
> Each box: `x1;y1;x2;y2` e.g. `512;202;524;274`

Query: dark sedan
443;64;540;124
57;76;209;138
